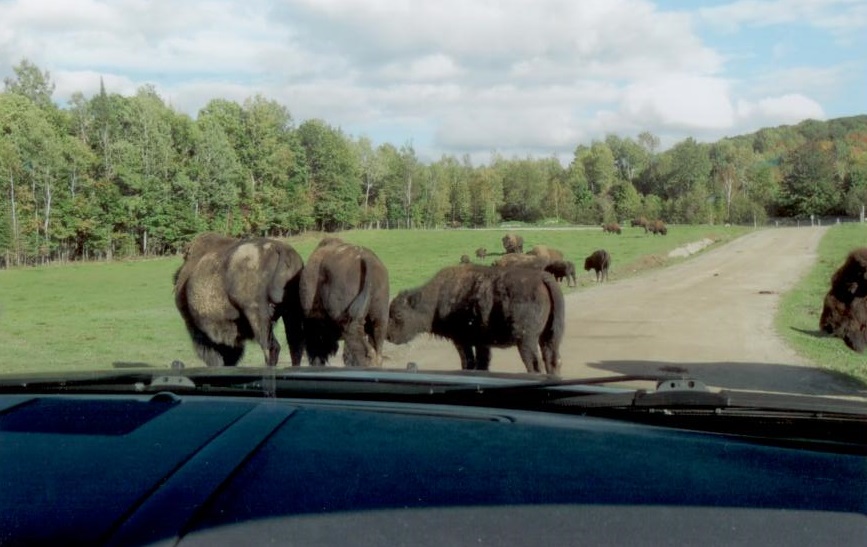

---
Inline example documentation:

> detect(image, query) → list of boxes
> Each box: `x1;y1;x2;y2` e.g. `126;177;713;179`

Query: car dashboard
1;390;866;546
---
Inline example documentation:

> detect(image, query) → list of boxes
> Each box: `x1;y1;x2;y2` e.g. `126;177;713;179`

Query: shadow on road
789;326;829;339
588;360;867;397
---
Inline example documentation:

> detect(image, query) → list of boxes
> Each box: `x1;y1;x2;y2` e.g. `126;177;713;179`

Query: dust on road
383;227;864;397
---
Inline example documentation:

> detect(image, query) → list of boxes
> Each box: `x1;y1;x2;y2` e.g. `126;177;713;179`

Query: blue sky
1;0;864;162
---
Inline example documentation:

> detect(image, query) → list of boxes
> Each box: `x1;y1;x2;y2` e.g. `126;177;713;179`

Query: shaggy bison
820;248;867;352
387;265;564;375
492;253;547;268
527;244;564;261
631;217;648;229
173;232;305;367
502;233;524;254
299;238;390;367
584;249;611;282
545;260;577;287
602;222;622;235
475;247;487;260
647;220;668;235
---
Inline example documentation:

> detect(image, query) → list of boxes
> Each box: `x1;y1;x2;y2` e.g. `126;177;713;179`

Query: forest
2;59;867;266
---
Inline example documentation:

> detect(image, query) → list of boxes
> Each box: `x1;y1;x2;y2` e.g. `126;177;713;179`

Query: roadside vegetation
0;224;747;374
778;223;867;383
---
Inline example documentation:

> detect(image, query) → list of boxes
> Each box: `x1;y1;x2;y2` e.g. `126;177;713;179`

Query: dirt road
384;227;864;397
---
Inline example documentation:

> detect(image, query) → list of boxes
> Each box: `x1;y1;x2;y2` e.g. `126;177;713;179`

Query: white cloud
736;94;826;125
0;0;858;158
699;0;867;35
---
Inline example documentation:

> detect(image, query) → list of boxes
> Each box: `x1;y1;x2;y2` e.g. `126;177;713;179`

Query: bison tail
347;256;373;320
540;274;565;376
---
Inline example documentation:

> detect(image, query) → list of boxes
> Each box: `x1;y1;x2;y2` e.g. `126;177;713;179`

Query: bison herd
174;229;629;375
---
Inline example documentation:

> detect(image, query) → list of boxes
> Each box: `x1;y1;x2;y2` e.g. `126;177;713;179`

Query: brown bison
492;253;547;268
631;217;648;229
299;238;390;367
173;232;305;367
502;233;524;254
527;244;564;261
584;249;611;282
545;260;577;287
460;254;471;264
475;247;487;260
647;220;668;235
387;265;564;375
602;222;622;235
820;248;867;352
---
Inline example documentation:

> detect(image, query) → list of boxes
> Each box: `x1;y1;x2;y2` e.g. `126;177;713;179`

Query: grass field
777;223;867;382
0;225;748;374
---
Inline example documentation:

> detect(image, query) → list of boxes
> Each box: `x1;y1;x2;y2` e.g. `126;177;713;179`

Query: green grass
0;225;748;374
777;223;867;383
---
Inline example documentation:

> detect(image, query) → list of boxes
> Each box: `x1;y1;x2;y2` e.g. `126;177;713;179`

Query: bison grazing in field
492;253;547;268
460;254;471;264
173;232;305;367
544;260;577;287
387;265;564;375
527;244;564;261
584;249;611;282
647;220;668;235
820;248;867;352
502;233;524;254
631;217;648;229
475;247;487;260
299;238;390;367
602;222;622;235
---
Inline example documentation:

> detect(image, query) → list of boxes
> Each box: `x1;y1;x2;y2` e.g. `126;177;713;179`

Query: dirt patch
668;238;715;258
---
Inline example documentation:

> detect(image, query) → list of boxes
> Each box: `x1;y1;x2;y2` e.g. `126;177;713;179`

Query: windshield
1;1;866;403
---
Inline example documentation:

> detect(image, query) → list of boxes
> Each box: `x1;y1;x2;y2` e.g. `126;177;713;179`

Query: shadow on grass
112;361;158;369
587;359;867;397
789;326;829;339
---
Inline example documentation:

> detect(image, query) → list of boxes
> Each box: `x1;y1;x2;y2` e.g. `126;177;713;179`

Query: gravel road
384;227;865;397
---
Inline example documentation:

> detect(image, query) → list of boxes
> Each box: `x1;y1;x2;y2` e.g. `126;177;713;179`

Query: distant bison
502;233;524;254
631;217;648;229
545;259;577;287
492;253;547;268
475;247;487;260
820;248;867;352
173;232;305;367
647;220;668;235
602;222;622;235
460;254;471;264
527;244;564;261
584;249;611;282
300;238;390;367
387;265;564;375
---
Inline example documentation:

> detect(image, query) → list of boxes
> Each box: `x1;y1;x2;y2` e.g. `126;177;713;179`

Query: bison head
387;289;431;345
820;248;867;352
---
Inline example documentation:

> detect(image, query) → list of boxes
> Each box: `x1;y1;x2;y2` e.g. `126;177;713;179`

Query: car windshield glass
0;1;866;406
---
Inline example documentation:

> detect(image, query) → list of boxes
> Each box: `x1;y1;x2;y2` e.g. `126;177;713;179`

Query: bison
647;219;668;235
820;248;867;352
544;260;577;287
631;217;648;229
299;237;390;367
602;222;622;235
173;232;305;367
527;244;564;261
584;249;611;282
460;254;471;264
475;247;487;260
387;265;564;375
502;233;524;254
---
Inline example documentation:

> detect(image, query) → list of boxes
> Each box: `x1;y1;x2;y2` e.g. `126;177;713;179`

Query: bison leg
453;342;475;370
366;317;386;367
304;318;340;366
343;320;374;367
541;340;561;376
244;305;280;366
473;345;491;371
280;284;305;366
516;339;543;373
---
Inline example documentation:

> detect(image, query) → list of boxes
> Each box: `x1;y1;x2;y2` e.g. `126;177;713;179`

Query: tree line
2;59;866;267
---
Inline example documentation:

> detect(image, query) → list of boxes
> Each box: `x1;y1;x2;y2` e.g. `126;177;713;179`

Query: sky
0;0;865;163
